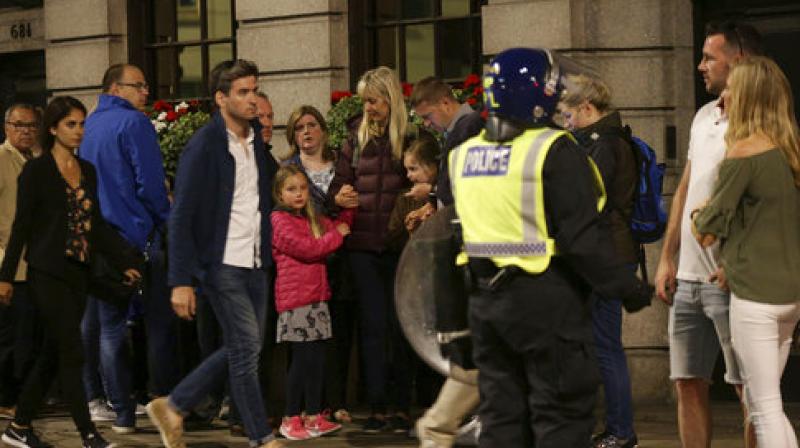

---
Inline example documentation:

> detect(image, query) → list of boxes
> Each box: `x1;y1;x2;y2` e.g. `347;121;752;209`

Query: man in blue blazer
146;59;283;448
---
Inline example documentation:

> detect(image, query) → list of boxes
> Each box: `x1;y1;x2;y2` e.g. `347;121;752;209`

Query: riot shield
394;205;476;385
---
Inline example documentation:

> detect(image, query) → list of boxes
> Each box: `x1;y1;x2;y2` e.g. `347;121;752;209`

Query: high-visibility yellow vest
449;128;606;274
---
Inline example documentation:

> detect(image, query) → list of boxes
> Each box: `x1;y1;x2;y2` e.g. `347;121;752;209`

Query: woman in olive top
693;56;800;448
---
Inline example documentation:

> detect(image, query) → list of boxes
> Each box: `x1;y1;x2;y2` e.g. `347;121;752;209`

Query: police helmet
483;48;563;126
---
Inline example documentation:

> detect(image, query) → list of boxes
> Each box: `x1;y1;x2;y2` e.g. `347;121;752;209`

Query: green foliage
326;95;363;149
157;111;210;179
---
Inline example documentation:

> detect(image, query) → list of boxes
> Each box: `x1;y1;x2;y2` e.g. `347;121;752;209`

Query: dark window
130;0;235;100
350;0;485;85
0;0;42;8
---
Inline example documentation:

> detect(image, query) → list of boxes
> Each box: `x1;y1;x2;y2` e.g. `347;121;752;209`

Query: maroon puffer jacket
328;116;415;252
271;208;354;313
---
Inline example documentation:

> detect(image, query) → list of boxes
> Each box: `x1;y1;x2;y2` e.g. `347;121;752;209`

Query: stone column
43;0;127;108
482;0;696;404
236;0;350;159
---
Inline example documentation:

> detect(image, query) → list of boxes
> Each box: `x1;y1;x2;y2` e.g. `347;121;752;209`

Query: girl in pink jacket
271;165;353;441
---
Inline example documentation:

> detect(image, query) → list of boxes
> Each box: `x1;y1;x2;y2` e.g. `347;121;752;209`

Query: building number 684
10;23;33;40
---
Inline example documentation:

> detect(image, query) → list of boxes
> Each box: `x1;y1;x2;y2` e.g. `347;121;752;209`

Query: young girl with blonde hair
271;165;353;441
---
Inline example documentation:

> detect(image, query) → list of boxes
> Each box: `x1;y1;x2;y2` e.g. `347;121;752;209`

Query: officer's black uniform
467;130;646;448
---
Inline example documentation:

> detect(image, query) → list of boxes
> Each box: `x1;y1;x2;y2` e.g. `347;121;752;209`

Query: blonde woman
693;56;800;447
328;66;424;433
560;74;640;448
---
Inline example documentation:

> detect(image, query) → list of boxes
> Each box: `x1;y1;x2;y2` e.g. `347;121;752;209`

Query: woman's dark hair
404;133;440;171
39;96;87;152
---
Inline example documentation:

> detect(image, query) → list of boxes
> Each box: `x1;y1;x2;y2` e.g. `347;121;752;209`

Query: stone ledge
45;36;126;90
237;14;348;72
236;0;346;22
482;0;572;53
44;0;111;40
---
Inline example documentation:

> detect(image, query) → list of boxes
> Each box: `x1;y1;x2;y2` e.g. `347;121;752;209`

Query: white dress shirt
222;127;262;268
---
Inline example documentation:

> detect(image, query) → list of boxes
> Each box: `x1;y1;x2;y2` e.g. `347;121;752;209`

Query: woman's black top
0;151;140;283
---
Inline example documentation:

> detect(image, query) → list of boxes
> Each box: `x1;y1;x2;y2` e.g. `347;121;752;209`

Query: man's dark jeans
169;265;272;446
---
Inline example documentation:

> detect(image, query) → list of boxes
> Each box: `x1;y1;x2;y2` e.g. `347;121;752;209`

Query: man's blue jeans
169;264;272;446
81;296;135;427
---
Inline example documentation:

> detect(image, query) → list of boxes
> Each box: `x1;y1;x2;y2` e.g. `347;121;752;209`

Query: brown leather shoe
259;438;287;448
145;397;186;448
0;406;15;420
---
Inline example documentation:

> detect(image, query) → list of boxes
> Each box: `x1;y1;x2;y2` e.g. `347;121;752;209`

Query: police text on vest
462;146;511;177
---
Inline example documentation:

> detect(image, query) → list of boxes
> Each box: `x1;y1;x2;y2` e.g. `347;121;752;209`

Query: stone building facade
1;0;798;405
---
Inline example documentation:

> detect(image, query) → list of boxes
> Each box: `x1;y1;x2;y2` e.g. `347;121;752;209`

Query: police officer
448;48;651;447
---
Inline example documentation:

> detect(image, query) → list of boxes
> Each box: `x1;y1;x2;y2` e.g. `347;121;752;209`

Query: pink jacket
271;208;354;313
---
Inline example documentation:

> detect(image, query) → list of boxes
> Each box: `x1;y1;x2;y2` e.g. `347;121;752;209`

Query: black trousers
0;282;42;408
469;265;600;448
15;263;94;436
0;283;17;407
285;340;326;416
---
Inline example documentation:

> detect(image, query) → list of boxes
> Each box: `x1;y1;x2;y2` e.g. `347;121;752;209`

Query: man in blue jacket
146;59;283;448
78;63;174;433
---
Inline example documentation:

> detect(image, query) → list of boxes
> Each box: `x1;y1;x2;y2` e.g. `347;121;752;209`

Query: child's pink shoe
279;415;313;440
305;413;342;436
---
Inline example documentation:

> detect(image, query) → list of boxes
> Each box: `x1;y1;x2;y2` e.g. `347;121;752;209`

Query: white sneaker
135;403;146;416
88;399;116;422
111;424;136;434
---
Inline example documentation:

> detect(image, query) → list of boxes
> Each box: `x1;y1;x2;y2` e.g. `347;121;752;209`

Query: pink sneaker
279;416;313;440
305;413;342;436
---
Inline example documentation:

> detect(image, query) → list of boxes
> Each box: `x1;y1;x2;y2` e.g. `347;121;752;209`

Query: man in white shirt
145;59;283;448
655;21;762;448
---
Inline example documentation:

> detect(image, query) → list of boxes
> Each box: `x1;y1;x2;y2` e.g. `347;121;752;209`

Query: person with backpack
559;74;641;448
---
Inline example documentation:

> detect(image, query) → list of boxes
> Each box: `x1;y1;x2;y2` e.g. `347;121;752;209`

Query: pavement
2;402;799;447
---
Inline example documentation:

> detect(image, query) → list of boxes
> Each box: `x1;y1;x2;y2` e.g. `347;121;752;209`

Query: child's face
280;173;310;211
404;153;436;185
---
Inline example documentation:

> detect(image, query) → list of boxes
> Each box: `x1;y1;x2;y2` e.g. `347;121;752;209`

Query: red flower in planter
463;73;481;88
480;108;488;120
472;86;483;96
467;97;477;106
166;110;178;122
331;90;353;104
189;99;201;109
153;100;172;112
401;82;413;98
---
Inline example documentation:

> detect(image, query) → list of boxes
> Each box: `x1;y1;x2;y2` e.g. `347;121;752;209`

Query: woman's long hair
284;105;335;162
726;56;800;187
356;66;408;161
272;165;324;238
40;96;87;152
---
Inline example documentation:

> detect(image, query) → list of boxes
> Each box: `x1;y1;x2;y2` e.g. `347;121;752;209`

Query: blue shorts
668;280;742;384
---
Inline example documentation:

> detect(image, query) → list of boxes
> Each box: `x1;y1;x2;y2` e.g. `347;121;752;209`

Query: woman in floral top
0;96;142;448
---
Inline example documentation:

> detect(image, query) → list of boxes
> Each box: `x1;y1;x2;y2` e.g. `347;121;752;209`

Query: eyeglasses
294;122;319;133
117;82;150;91
5;121;38;131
